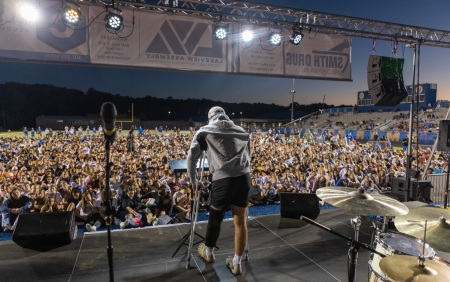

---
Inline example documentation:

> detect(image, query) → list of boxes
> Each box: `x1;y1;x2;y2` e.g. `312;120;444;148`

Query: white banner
237;25;285;75
0;0;351;80
89;5;140;66
284;34;351;80
0;0;89;62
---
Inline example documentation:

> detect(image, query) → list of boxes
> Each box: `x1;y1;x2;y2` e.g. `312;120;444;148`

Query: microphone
100;102;117;142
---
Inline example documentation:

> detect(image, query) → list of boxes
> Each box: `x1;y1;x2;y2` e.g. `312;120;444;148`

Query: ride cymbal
316;187;409;216
395;206;450;252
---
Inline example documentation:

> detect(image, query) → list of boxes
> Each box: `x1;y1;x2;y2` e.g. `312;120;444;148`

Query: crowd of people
0;125;446;233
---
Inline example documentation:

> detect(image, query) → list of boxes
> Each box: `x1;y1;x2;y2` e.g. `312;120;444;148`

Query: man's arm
186;131;204;184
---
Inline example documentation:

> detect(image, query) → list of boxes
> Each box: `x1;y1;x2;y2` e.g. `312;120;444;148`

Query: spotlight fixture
290;24;303;45
290;32;303;45
18;1;40;22
62;5;81;26
214;23;229;40
268;32;282;46
105;9;123;31
241;27;254;42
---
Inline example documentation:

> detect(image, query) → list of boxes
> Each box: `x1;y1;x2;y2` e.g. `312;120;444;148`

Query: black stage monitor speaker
280;193;320;220
13;211;77;251
392;177;433;201
367;55;408;106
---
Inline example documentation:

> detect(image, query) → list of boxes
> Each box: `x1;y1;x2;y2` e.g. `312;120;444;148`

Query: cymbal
395;206;450;252
316;187;409;216
380;255;450;282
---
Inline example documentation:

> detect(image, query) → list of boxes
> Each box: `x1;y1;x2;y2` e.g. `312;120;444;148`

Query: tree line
0;82;346;130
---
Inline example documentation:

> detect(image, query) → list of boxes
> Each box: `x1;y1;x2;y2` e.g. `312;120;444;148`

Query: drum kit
312;186;450;282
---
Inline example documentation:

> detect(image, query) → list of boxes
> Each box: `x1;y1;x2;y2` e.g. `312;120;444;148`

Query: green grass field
0;131;23;138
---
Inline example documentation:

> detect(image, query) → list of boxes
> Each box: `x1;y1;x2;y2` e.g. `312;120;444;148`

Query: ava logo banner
139;14;228;72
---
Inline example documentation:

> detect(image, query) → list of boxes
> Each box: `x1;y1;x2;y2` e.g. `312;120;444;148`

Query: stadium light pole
406;42;418;202
290;78;296;121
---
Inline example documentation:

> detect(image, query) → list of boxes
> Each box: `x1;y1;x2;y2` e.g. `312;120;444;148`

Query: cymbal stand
419;220;428;267
301;215;385;282
348;214;361;282
369;221;380;249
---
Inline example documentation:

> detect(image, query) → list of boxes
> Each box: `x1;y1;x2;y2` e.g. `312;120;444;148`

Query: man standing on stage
187;106;251;276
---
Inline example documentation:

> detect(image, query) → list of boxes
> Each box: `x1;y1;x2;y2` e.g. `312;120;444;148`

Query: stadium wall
276;127;436;145
35;116;192;131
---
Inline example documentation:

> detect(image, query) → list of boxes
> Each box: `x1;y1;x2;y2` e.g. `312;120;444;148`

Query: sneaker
198;243;215;263
85;224;97;232
93;220;101;229
226;256;242;275
120;220;129;230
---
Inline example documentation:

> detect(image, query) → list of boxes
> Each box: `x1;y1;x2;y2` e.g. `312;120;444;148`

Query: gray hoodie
187;115;250;182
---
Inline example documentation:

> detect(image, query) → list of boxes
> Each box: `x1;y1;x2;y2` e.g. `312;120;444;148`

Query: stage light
268;32;282;46
105;10;123;31
241;28;254;42
18;1;40;22
214;24;229;40
62;5;81;26
290;30;303;45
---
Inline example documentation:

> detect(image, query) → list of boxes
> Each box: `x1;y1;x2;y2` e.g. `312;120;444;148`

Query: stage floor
1;208;449;282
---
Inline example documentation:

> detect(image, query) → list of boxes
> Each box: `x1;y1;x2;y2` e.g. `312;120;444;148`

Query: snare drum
368;232;435;281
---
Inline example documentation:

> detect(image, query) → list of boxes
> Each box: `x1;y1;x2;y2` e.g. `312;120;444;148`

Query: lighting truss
70;0;450;48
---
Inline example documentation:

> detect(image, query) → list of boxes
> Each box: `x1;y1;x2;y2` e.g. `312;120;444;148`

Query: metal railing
426;174;449;207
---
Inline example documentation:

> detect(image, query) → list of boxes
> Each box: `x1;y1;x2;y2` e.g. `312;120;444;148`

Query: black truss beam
80;0;450;48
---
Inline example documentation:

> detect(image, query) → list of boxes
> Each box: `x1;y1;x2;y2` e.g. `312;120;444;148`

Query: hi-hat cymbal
395;206;450;252
316;187;409;216
380;255;450;282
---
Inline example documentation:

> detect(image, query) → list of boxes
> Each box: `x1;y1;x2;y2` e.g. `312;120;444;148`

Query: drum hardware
316;187;412;281
369;218;440;281
349;214;361;282
369;221;379;252
300;216;385;282
368;231;436;281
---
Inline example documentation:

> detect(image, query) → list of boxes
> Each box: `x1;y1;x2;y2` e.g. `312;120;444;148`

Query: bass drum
368;232;435;281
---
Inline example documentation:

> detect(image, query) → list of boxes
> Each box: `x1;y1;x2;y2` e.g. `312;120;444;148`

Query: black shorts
209;173;251;210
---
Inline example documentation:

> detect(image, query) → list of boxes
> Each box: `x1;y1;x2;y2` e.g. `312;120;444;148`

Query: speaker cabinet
280;193;320;220
13;211;77;251
437;120;450;151
367;55;408;106
392;177;433;201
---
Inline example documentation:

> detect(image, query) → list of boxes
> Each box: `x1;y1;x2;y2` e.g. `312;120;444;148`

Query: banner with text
0;0;89;62
0;0;351;80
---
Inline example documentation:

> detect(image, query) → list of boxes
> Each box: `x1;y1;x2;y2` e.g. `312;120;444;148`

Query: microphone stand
104;136;115;282
300;216;385;282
